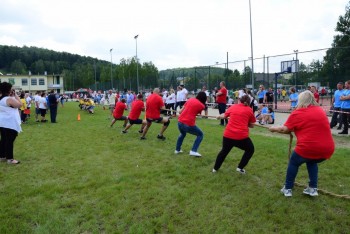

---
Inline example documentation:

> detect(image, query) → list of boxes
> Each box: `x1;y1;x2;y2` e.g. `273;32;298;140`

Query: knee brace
164;119;170;126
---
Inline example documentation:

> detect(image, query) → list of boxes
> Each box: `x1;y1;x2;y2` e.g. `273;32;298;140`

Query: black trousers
330;107;342;128
50;105;58;123
214;137;255;170
218;103;228;125
341;108;350;133
0;127;18;160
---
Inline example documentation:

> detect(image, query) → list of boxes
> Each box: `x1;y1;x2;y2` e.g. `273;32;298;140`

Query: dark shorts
114;116;127;120
40;108;46;117
129;119;143;125
146;117;163;123
36;108;40;115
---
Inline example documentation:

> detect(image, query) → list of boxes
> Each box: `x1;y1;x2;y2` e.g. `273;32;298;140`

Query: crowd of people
1;79;349;199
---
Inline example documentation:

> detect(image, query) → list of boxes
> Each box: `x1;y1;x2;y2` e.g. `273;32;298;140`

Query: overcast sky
0;0;348;72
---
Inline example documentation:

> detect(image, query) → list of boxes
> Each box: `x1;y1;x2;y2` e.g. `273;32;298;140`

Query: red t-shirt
313;92;320;103
216;87;227;104
113;101;127;119
178;98;205;126
128;100;144;120
146;93;164;119
223;104;256;140
284;105;334;159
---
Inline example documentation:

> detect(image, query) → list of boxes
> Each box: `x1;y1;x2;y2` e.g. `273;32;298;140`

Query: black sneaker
140;136;146;140
338;131;348;135
157;135;166;140
337;126;342;130
121;130;127;134
138;130;143;133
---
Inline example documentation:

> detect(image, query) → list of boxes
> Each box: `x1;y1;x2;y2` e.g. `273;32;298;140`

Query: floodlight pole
249;0;255;92
294;50;298;89
134;34;139;93
110;48;113;90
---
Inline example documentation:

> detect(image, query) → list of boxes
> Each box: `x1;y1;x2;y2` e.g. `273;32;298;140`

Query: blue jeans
285;151;325;189
176;122;203;152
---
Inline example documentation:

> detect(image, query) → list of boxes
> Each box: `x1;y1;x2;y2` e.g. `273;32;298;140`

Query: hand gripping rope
254;123;350;200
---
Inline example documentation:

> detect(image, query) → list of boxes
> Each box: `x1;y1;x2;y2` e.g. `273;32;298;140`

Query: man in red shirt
216;81;228;126
175;91;206;157
122;94;146;134
140;88;170;140
110;98;128;128
311;86;319;103
212;95;256;174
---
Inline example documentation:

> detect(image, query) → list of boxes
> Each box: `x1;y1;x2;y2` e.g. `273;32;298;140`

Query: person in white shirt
0;82;22;164
166;89;176;116
34;91;41;122
108;90;116;118
25;93;32;118
38;92;48;122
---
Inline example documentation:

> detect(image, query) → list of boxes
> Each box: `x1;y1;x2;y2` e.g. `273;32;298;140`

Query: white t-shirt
34;94;41;108
0;97;22;132
108;93;116;105
39;97;47;109
166;93;176;104
26;96;32;108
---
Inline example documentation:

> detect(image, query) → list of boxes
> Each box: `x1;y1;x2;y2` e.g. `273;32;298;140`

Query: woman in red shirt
270;90;334;197
212;95;256;174
175;92;207;157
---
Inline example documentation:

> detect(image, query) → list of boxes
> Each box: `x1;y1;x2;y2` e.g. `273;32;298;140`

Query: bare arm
6;93;22;108
269;126;291;134
248;122;255;128
216;113;226;119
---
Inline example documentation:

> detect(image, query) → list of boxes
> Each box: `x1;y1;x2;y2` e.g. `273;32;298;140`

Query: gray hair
296;90;319;109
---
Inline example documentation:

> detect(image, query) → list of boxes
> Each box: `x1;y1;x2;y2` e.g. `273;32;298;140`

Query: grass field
0;101;349;233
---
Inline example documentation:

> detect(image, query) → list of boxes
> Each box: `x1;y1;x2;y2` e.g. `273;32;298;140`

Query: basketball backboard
281;60;299;73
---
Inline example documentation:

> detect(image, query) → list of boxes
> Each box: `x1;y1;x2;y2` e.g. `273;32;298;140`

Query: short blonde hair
296;90;319;109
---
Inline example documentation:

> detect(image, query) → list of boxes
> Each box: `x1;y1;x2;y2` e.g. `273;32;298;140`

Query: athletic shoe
236;168;246;174
280;186;292;197
174;150;183;154
212;169;217;173
189;151;201;157
303;187;318;197
7;159;20;164
140;136;146;140
157;135;166;140
338;131;348;135
337;126;342;130
121;130;127;134
138;130;143;133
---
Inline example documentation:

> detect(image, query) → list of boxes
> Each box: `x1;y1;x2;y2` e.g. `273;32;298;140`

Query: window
8;78;15;85
39;78;45;85
31;78;37;85
22;78;28;86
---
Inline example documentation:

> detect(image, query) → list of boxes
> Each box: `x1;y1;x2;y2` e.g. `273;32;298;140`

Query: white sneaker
174;150;183;154
236;168;246;174
189;151;202;157
280;186;292;197
212;169;217;173
303;187;318;197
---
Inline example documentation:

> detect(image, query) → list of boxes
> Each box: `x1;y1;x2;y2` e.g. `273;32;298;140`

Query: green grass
0;102;349;233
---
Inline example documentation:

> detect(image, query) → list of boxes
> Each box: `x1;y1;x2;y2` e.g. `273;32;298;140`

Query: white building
0;74;64;94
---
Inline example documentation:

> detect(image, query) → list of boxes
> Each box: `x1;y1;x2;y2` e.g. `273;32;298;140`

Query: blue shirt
258;90;267;99
289;93;298;108
271;112;275;120
341;89;350;109
261;107;268;114
334;89;344;108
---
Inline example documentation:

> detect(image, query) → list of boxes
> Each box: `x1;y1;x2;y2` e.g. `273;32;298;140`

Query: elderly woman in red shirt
212;95;256;174
270;90;334;197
